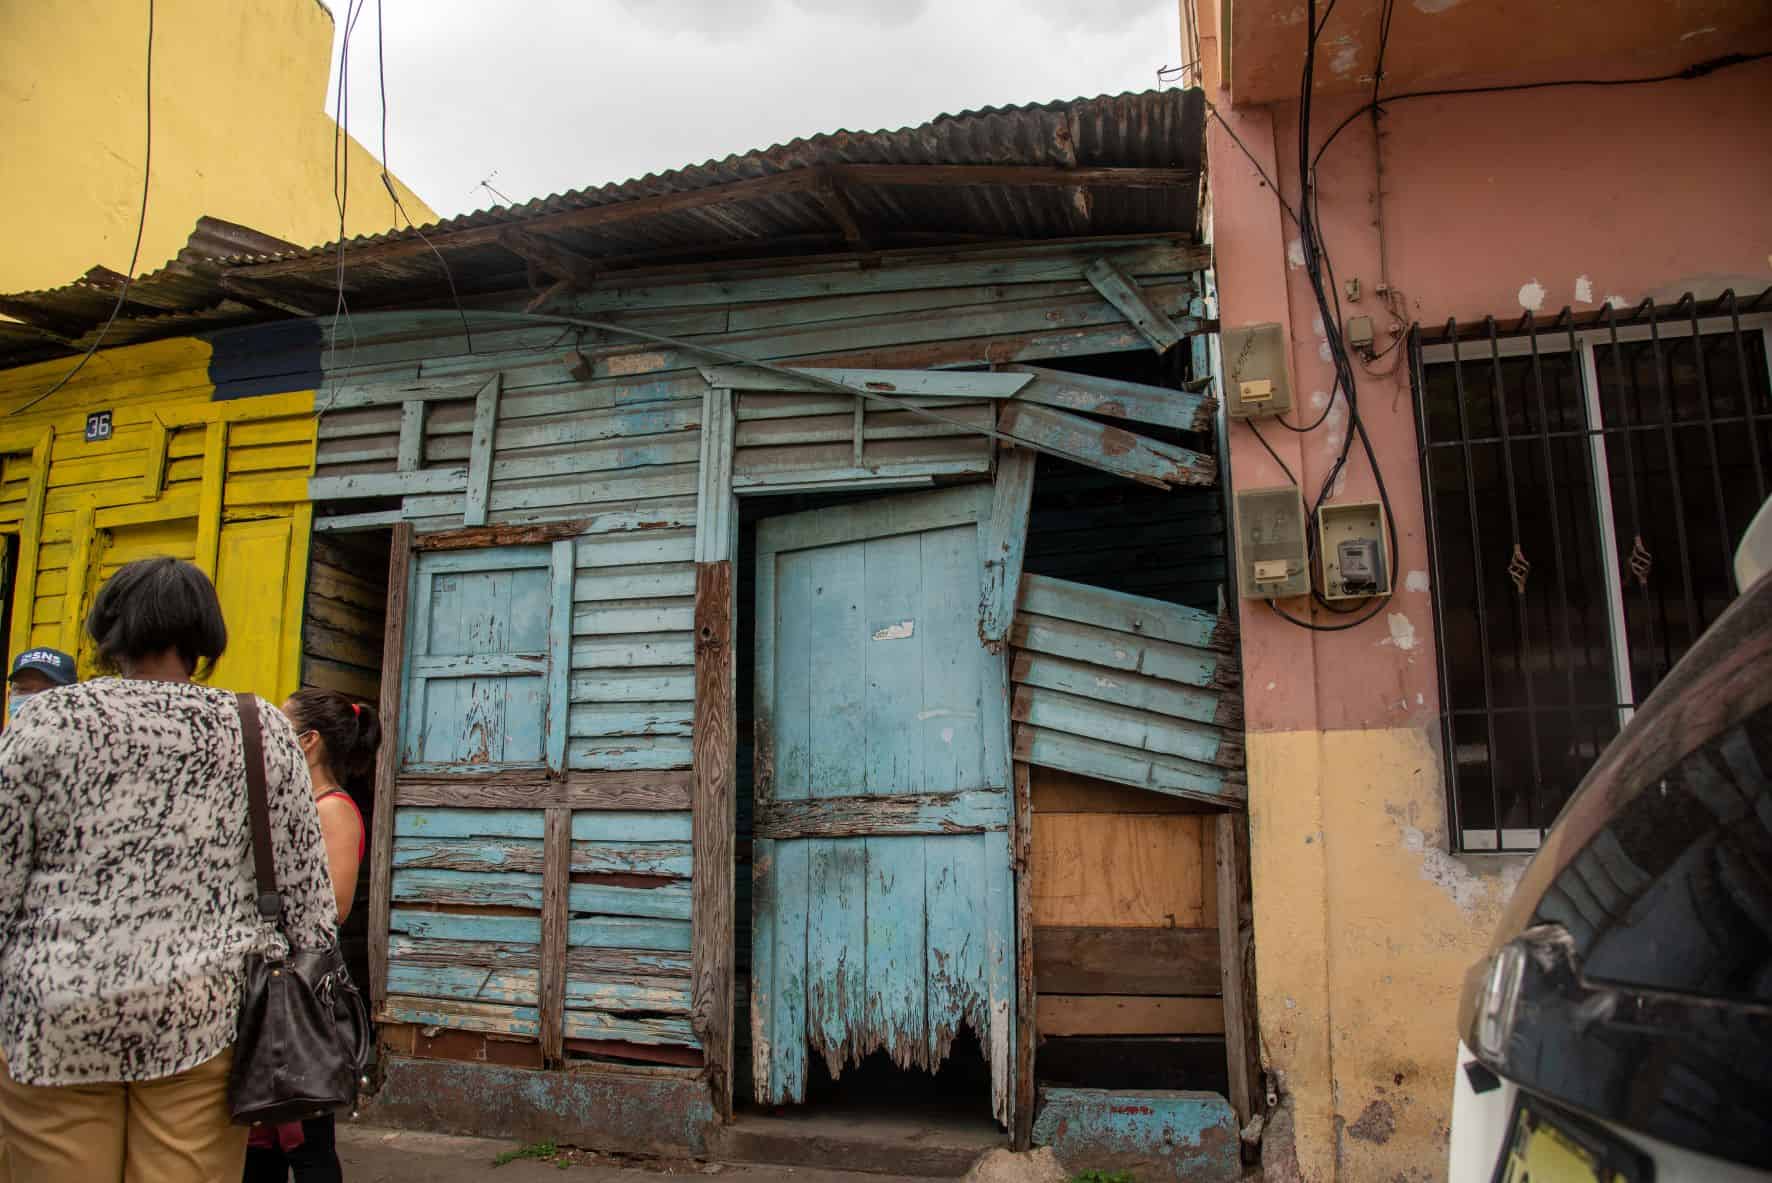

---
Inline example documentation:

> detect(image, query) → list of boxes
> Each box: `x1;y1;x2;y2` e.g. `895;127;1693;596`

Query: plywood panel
1031;767;1213;814
1036;995;1224;1036
1030;812;1208;928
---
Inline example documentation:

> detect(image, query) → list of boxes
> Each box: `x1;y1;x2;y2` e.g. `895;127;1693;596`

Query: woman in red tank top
243;689;380;1183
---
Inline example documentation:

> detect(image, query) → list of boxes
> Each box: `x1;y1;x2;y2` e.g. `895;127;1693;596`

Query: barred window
1411;292;1772;852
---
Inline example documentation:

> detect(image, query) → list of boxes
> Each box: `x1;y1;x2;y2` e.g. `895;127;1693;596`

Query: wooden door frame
696;381;1028;1128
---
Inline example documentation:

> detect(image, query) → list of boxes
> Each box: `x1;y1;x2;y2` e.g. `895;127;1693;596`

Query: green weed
492;1140;559;1167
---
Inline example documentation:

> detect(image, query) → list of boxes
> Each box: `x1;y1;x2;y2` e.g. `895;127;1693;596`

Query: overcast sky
326;0;1182;221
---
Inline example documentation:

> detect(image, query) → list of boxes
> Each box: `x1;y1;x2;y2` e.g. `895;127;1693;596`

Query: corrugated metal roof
0;89;1205;369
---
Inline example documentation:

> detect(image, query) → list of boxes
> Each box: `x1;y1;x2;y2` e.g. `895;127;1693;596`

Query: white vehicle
1449;498;1772;1183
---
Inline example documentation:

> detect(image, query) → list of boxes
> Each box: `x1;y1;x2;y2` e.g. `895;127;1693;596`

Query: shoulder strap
235;692;281;923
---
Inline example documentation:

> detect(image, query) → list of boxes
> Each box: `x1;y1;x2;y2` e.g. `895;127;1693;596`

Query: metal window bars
1411;289;1772;852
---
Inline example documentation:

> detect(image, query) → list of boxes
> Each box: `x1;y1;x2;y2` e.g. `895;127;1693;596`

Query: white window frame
1419;310;1772;852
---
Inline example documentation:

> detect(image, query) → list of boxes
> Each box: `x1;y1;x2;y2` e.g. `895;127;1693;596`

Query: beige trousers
0;1047;247;1183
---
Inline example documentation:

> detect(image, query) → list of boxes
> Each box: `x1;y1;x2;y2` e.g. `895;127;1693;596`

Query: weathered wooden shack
0;91;1253;1175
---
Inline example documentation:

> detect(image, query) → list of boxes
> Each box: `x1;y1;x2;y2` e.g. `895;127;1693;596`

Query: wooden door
400;543;573;774
751;484;1014;1123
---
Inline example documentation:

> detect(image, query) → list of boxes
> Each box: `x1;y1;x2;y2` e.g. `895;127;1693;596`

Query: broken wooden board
997;402;1215;489
1009;574;1243;806
1085;257;1186;353
1003;365;1215;433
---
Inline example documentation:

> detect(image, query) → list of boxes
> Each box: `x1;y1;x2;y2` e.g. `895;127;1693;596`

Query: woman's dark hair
85;557;228;676
284;688;382;786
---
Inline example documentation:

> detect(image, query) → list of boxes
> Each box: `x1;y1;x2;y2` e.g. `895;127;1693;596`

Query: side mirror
1736;495;1772;594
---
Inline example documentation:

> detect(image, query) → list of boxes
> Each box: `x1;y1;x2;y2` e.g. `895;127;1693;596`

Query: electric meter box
1318;500;1390;601
1235;485;1310;600
1221;322;1293;419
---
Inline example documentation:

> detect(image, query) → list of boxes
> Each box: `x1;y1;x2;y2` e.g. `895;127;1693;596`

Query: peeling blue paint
1032;1088;1239;1183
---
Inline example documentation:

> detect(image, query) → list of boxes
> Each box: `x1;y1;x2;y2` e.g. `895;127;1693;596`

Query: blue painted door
402;542;574;773
751;484;1014;1124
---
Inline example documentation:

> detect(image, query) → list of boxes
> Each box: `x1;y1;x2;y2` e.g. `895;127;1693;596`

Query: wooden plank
691;559;736;1118
996;402;1214;489
567;916;692;952
139;417;169;498
1037;995;1224;1037
1015;725;1243;806
5;430;52;681
1017;573;1229;652
1014;685;1238;769
1010;612;1229;689
563;1038;703;1068
1085;257;1184;353
702;366;1034;397
1031;766;1214;814
754;482;988;557
979;447;1036;651
383;995;538;1038
1012;650;1239;731
1216;812;1261;1134
752;789;1008;840
1004;365;1215;433
391;837;690;877
694;389;735;565
1034;926;1222;996
1035;1035;1230;1095
542;806;570;1065
562;1010;698;1048
548;539;574;773
395;769;693;810
392;868;544;908
409;652;546;678
310;467;468;500
1030;812;1209;928
57;504;94;651
1012;763;1035;1151
415;519;595;551
368;522;413;1010
397;400;425;472
568;882;693;921
570;811;693;842
461;373;502;527
193;421;228;578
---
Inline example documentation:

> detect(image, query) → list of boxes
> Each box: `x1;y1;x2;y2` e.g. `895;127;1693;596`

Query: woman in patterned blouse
0;557;337;1183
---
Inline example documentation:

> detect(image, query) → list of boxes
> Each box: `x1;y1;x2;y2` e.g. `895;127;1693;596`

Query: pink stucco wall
1215;56;1772;737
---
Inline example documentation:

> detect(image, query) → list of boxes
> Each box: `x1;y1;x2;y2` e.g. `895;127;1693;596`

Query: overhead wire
13;0;156;417
327;0;367;375
373;0;473;354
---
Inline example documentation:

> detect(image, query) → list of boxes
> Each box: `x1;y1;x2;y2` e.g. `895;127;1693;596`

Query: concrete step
711;1108;1004;1178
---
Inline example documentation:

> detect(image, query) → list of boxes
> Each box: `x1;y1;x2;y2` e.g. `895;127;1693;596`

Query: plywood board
1030;812;1209;928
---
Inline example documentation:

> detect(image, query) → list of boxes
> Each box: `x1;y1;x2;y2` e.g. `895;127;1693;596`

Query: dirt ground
337;1124;947;1182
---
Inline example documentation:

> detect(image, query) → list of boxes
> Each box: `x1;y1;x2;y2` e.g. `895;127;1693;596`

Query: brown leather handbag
226;692;370;1126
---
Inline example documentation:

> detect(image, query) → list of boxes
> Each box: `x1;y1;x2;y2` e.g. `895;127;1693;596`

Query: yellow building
0;0;435;295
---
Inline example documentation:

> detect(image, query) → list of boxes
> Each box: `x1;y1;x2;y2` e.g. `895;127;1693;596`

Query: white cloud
330;0;1180;219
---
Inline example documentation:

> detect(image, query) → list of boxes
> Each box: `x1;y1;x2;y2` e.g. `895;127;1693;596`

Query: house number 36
85;411;113;442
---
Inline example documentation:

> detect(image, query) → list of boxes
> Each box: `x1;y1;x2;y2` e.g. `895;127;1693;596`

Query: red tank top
315;789;366;860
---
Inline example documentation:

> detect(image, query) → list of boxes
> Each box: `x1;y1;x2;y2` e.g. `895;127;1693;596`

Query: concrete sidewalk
337;1124;945;1182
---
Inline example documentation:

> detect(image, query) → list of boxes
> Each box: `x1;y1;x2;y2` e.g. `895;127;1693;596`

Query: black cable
1246;419;1299;489
1312;50;1770;174
13;0;155;416
372;0;472;354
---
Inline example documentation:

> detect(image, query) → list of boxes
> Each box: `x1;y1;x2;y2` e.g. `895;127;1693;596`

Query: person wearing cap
6;648;76;722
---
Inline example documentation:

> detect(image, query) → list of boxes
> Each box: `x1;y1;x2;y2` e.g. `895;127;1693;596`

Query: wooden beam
997;402;1216;489
498;226;601;290
367;521;414;1013
694;388;735;565
396;400;425;472
690;560;736;1120
414;518;592;551
813;170;872;250
193;422;228;580
461;373;501;527
216;275;334;317
541;806;570;1066
1005;365;1217;434
701;367;1033;397
1037;995;1225;1037
1011;762;1036;1151
1216;813;1262;1134
753;789;1009;840
396;769;694;810
1085;257;1186;353
980;446;1037;651
1034;926;1223;996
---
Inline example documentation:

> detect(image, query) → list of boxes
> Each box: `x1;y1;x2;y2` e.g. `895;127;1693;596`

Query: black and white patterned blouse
0;678;338;1086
